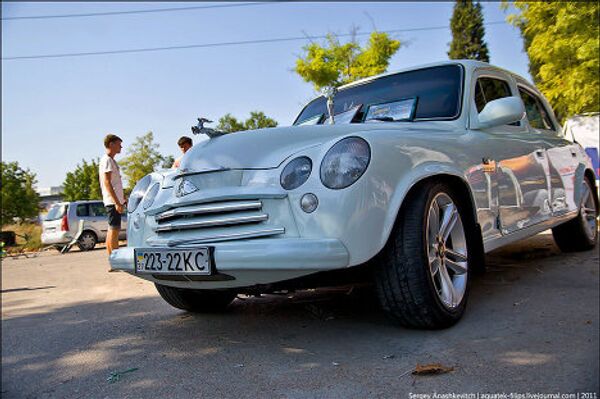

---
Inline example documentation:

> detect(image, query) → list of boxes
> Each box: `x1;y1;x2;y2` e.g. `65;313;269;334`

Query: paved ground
1;232;599;399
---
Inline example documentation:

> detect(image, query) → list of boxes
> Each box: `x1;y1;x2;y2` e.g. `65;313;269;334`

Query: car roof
53;200;103;206
337;59;533;90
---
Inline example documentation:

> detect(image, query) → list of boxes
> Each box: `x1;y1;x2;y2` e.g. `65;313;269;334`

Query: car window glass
475;77;512;113
295;65;463;123
45;204;66;221
518;88;554;130
90;203;107;217
76;204;89;217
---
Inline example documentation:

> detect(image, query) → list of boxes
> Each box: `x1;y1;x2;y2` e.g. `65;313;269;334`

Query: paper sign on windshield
365;98;417;122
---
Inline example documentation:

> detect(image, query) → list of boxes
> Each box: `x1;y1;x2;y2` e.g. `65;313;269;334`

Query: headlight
127;175;152;213
280;156;312;190
320;137;371;189
142;183;160;209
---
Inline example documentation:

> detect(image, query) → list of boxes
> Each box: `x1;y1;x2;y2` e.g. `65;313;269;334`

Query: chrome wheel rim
426;193;468;309
80;233;95;249
580;180;598;241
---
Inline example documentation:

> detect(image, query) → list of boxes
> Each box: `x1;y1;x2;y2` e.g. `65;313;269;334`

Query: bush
1;223;43;252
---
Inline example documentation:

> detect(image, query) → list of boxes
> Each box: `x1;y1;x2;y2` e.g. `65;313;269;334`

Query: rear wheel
77;231;97;251
155;284;236;313
552;178;598;252
375;181;478;329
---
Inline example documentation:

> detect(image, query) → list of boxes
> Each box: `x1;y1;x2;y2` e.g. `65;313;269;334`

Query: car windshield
45;204;67;221
294;65;463;125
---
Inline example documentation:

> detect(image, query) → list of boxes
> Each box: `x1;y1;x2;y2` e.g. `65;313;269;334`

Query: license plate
135;248;211;275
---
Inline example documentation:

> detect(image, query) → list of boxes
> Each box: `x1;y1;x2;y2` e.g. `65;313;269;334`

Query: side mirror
476;96;525;129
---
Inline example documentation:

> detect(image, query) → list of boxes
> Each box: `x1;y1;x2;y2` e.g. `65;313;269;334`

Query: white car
110;60;598;328
42;200;127;251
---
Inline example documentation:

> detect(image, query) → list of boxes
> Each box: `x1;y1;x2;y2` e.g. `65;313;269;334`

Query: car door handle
535;149;545;157
570;149;578;157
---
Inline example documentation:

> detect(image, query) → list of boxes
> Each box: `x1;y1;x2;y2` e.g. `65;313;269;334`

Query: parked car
110;60;598;328
42;200;127;251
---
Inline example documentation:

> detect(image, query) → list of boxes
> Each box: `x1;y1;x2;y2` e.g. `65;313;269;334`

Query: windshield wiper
368;116;397;122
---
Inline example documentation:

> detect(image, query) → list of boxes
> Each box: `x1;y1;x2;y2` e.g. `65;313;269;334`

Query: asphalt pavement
1;232;599;398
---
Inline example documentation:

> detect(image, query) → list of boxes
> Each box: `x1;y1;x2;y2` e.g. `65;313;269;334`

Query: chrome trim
483;210;578;253
156;200;263;222
145;191;287;216
155;213;269;232
147;227;286;247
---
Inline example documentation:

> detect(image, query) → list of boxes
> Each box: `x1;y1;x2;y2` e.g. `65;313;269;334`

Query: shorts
106;205;122;229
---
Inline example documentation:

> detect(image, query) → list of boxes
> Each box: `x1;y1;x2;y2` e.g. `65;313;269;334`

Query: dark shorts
106;205;122;229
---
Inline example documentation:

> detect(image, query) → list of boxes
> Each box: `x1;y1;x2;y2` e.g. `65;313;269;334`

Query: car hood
178;122;457;172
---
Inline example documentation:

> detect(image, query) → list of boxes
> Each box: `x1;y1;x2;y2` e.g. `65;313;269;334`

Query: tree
505;2;599;120
216;113;245;133
1;161;40;225
216;111;278;133
448;0;490;62
161;155;175;169
294;30;401;91
62;158;102;201
120;132;164;190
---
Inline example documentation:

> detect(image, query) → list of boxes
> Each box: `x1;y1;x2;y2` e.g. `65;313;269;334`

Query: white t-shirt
99;154;125;206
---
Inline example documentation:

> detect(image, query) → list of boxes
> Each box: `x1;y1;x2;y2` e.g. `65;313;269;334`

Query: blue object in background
585;147;599;178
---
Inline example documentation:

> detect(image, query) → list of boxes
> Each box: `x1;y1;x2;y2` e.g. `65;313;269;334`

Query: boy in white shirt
99;134;126;258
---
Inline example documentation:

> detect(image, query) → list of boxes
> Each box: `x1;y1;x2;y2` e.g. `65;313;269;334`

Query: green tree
505;1;599;120
448;0;490;62
120;131;164;190
161;155;176;169
62;158;102;201
217;111;278;133
1;161;40;225
216;113;245;133
294;30;401;91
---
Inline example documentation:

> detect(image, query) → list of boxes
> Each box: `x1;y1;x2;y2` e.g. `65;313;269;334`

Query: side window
76;204;89;217
474;77;512;113
90;203;107;217
518;88;555;131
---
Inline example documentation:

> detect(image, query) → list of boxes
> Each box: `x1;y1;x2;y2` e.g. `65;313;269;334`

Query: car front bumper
109;238;350;289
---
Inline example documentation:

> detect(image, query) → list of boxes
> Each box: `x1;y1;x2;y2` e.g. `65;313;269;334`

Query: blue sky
2;1;530;188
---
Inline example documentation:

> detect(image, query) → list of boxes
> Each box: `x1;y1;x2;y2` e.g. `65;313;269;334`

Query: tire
77;231;97;251
155;284;236;313
552;178;599;252
55;245;68;253
375;181;479;329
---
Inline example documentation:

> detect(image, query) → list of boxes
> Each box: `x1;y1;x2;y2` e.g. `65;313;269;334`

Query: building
37;186;64;211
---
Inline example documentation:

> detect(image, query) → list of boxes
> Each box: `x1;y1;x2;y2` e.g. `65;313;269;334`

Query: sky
1;1;531;189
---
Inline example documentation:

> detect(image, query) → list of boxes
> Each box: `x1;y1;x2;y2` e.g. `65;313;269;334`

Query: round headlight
127;175;152;213
142;183;160;209
280;156;312;190
320;137;371;189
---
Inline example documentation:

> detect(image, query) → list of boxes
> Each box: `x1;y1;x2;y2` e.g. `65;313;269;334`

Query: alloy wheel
580;180;598;241
426;193;468;309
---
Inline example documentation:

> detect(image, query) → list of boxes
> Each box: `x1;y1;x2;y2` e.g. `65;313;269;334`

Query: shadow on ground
2;234;598;398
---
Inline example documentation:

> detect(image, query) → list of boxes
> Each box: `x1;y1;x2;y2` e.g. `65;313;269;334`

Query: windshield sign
294;64;462;125
324;105;362;125
365;98;416;122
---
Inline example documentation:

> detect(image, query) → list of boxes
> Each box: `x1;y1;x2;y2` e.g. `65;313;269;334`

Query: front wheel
552;178;599;252
155;284;236;313
375;181;478;329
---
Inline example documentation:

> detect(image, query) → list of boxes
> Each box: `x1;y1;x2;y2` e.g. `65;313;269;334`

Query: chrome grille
152;199;285;243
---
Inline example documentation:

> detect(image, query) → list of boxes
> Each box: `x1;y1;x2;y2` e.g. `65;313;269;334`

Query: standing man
100;134;126;258
172;136;193;168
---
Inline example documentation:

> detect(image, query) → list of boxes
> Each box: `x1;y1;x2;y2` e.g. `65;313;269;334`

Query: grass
1;223;44;252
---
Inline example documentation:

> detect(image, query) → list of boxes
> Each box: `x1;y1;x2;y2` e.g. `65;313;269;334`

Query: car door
517;85;580;215
470;69;551;235
89;202;108;242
